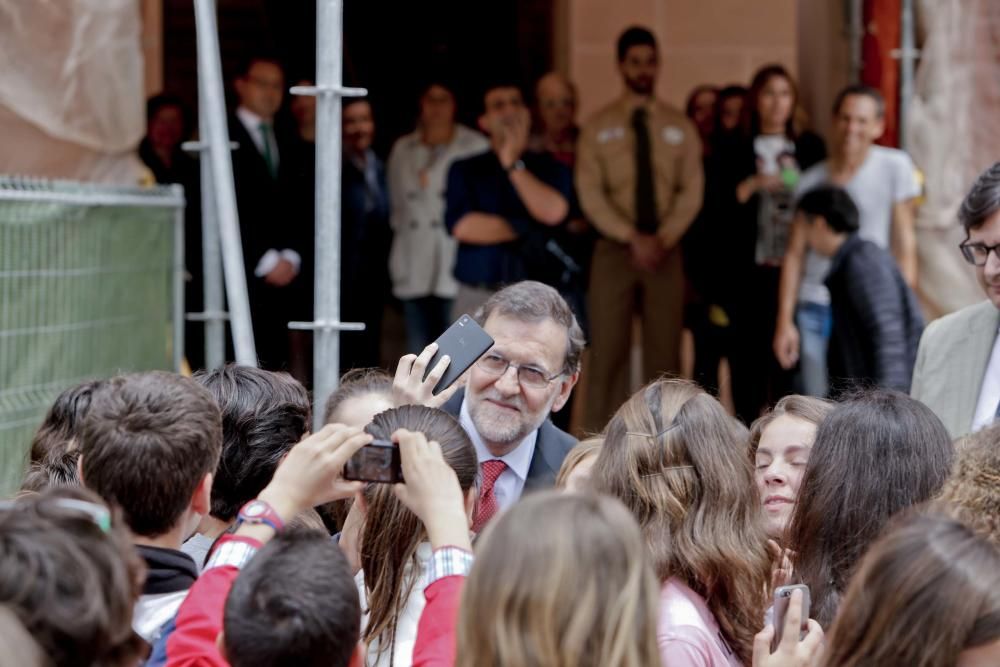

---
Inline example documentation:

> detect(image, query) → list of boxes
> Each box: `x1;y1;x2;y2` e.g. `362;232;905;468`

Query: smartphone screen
421;315;495;395
771;584;810;652
343;439;403;484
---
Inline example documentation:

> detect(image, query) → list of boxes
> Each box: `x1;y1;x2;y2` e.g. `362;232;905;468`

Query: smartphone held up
771;584;811;652
421;314;495;395
343;439;403;484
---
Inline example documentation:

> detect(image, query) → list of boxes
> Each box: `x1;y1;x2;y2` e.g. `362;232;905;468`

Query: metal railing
0;177;185;494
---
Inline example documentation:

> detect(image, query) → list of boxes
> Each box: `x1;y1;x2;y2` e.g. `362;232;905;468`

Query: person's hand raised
752;589;824;667
392;428;472;551
392;343;460;409
257;424;371;522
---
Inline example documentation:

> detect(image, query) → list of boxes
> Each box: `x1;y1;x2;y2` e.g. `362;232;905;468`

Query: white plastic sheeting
906;0;1000;316
0;0;146;183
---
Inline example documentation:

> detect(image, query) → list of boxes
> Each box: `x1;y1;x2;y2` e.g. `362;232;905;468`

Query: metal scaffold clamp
289;84;368;99
287;320;366;332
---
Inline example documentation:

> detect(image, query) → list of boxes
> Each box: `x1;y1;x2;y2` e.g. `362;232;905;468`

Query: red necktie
472;459;508;533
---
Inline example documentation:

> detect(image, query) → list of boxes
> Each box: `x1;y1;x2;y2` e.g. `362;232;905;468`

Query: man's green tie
259;122;276;178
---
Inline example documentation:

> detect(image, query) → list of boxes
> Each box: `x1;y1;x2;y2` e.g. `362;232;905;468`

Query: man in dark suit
230;55;306;371
433;281;581;531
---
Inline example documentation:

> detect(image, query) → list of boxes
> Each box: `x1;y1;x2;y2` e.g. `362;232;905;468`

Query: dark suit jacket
442;388;577;493
825;234;924;394
229;115;308;367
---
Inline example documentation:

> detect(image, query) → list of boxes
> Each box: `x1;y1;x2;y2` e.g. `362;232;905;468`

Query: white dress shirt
971;326;1000;432
236;106;280;169
460;395;537;511
234;106;300;277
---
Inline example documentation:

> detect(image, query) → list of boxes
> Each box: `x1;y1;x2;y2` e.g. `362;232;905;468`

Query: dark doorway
163;0;554;155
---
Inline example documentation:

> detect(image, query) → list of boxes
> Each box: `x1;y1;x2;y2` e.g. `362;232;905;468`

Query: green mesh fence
0;178;184;496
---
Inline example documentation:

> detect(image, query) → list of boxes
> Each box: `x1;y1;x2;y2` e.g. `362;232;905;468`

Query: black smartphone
772;584;811;652
421;314;495;395
343;439;403;484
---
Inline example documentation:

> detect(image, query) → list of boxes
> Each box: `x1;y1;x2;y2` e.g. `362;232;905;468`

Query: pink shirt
658;578;744;667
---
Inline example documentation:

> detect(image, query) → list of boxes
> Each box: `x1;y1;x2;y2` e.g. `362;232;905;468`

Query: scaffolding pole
192;0;257;367
288;0;367;430
895;0;919;150
171;183;186;372
182;54;235;370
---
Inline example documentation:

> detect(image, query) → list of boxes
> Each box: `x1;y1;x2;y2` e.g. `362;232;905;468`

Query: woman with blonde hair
387;430;661;667
591;378;770;666
555;437;602;491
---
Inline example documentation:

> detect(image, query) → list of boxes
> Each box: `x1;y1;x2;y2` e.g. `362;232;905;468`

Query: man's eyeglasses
0;497;112;533
959;241;1000;267
476;353;563;389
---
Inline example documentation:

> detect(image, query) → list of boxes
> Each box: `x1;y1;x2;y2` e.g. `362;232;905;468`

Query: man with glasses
912;162;1000;437
440;281;582;531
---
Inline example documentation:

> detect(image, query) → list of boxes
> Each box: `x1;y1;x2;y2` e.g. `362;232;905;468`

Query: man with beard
576;26;703;432
440;281;582;531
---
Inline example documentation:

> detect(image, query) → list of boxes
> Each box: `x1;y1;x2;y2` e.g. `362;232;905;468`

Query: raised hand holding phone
752;588;824;667
392;342;458;409
419;315;494;397
254;424;371;525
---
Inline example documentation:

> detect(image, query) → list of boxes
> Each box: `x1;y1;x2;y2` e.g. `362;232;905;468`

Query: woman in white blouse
387;80;489;352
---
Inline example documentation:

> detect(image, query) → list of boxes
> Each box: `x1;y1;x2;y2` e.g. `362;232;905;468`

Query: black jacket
825;234;924;394
690;131;826;306
442;388;576;493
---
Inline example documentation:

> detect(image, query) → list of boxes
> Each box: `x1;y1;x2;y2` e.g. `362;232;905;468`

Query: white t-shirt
796;146;920;305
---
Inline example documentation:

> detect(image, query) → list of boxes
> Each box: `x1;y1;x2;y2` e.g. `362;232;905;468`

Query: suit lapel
952;302;1000;433
524;421;561;490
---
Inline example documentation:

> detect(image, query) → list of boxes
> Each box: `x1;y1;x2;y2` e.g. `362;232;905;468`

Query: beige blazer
910;300;1000;438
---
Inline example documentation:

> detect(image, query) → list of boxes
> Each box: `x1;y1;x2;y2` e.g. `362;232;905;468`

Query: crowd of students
9;19;1000;667
4;267;1000;666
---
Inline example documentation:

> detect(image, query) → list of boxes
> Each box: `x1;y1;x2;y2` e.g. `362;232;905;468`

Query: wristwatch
237;499;285;533
505;158;526;173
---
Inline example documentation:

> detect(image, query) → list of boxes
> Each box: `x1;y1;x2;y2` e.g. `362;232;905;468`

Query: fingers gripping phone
422;315;495;395
343;439;403;484
772;584;811;652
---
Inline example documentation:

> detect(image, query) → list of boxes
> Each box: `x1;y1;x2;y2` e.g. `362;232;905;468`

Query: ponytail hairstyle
359;405;477;663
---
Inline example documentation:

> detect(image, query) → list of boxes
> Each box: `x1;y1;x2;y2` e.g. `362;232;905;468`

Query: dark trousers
726;266;793;425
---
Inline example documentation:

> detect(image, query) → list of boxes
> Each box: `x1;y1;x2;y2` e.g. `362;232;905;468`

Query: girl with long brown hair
356;405;477;667
787;390;954;628
819;510;1000;666
591;378;771;666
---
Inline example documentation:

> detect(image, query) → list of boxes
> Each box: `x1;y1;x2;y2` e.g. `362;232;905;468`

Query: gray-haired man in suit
911;162;1000;437
393;281;582;531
